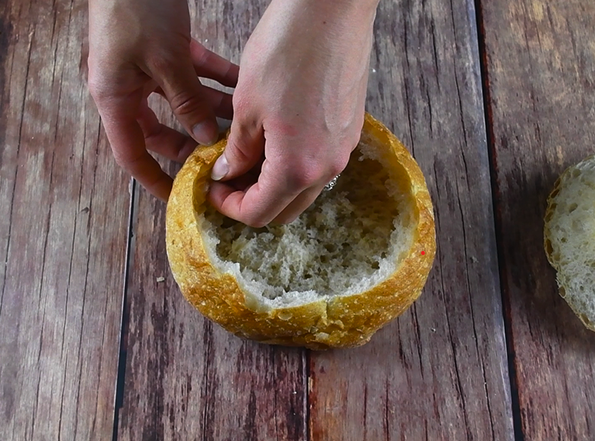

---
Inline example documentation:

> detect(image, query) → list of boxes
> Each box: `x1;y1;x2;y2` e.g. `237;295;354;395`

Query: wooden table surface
2;0;595;440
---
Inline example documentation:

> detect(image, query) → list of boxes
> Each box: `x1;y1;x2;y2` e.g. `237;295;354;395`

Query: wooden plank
0;0;129;440
308;1;514;439
116;2;307;440
478;1;595;439
117;188;307;441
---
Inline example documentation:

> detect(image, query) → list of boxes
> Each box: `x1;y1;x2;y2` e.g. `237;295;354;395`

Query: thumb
211;121;264;182
155;61;219;146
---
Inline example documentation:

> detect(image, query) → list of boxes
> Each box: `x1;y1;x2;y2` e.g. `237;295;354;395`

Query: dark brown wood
479;0;595;439
117;187;307;441
6;0;595;438
0;0;129;440
308;0;514;439
116;2;307;440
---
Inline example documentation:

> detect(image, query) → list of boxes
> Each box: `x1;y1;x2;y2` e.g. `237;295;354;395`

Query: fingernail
211;154;229;181
192;121;218;146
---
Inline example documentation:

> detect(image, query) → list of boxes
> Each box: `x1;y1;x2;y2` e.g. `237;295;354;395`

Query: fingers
190;39;239;88
152;41;238;147
152;58;220;147
136;102;197;163
135;84;233;164
117;147;173;201
209;158;301;227
152;85;233;120
200;86;234;120
88;9;237;202
209;148;349;227
210;119;265;182
271;185;326;224
93;93;174;201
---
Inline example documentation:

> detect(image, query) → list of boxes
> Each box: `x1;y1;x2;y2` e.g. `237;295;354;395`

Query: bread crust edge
544;155;595;332
166;113;437;349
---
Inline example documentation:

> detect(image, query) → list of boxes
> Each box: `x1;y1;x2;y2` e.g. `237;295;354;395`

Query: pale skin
88;0;380;227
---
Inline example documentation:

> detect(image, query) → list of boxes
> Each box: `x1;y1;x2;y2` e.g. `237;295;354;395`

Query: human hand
208;0;379;227
88;0;239;200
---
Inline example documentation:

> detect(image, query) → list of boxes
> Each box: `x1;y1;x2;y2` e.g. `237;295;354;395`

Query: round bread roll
544;155;595;331
166;113;436;349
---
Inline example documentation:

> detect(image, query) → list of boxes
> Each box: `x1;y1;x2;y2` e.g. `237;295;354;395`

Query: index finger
98;92;173;200
190;39;239;88
209;157;305;227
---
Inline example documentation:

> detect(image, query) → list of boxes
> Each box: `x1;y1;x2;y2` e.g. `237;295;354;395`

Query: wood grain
116;2;307;440
117;188;306;441
6;0;593;438
308;0;514;439
0;0;129;440
478;0;595;439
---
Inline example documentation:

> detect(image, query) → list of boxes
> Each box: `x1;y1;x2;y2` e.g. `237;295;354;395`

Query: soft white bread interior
166;113;436;349
544;155;595;331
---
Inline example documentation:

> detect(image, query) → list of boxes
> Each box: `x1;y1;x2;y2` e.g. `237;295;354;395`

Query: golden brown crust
166;113;436;349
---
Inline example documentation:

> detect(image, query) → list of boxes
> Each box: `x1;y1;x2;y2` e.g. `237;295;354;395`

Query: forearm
88;0;190;43
280;0;381;16
260;0;379;55
269;0;379;26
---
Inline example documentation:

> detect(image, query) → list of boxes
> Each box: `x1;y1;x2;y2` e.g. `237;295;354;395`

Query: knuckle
327;154;350;179
231;92;252;117
225;137;254;164
111;148;144;174
86;55;118;102
351;131;363;149
283;164;320;189
147;52;178;76
168;90;208;119
111;151;135;172
87;72;109;102
193;45;211;66
283;154;349;189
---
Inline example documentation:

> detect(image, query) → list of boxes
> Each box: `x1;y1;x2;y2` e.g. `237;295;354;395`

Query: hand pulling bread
544;155;595;331
166;114;436;349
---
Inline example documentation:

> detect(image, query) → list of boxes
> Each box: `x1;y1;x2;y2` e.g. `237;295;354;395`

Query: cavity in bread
202;144;414;308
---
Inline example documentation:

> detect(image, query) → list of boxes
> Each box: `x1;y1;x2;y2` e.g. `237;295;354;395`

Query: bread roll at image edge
544;154;595;331
166;113;436;350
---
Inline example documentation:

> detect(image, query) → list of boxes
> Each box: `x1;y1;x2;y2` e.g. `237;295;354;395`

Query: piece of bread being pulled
166;113;436;349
